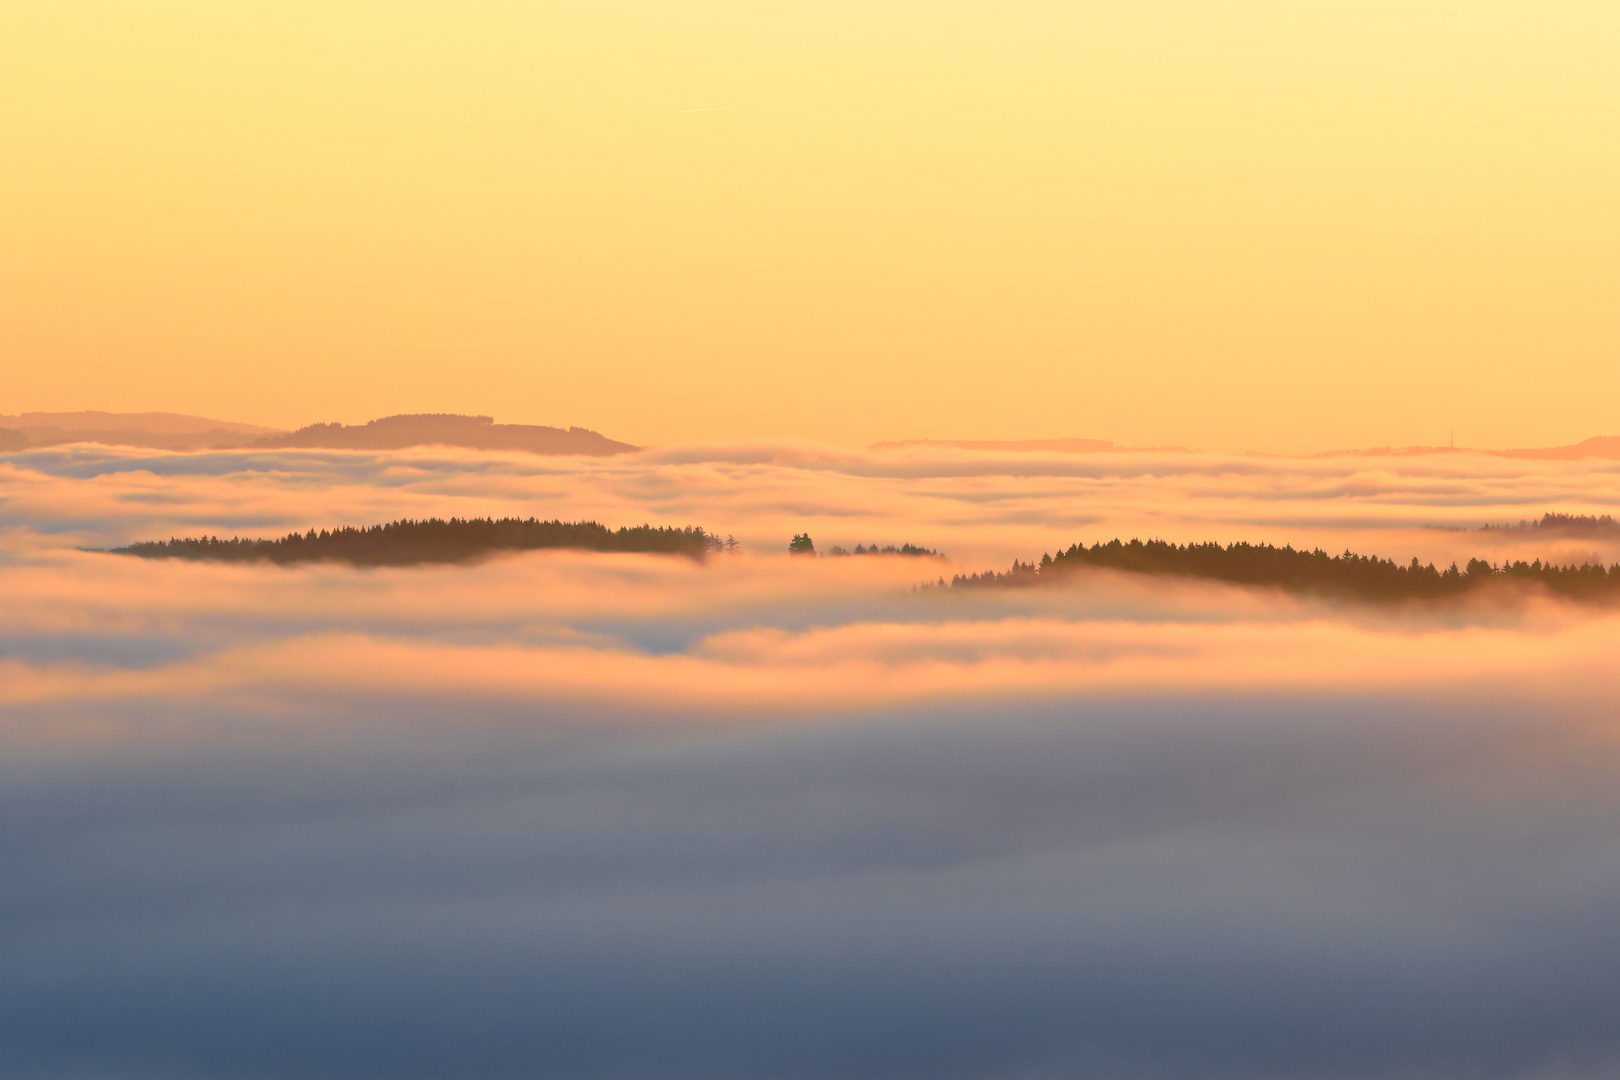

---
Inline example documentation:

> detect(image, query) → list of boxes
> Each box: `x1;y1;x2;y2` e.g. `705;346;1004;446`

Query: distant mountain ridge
253;414;637;455
872;438;1117;453
0;411;279;451
1308;436;1620;461
3;412;1617;460
1496;436;1620;461
870;438;1197;454
0;412;637;456
0;410;279;435
871;435;1620;460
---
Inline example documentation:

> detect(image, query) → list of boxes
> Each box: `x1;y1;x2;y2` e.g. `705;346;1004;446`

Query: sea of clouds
3;443;1620;1078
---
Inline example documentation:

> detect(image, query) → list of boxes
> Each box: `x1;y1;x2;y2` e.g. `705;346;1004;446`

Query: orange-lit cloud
4;442;1619;750
4;442;1620;567
6;444;1620;1077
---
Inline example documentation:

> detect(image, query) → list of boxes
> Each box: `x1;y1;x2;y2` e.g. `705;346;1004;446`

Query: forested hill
114;518;718;566
254;415;637;455
1480;512;1620;537
947;538;1620;602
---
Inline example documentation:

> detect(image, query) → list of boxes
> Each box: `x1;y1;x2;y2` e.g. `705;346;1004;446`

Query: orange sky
3;1;1616;452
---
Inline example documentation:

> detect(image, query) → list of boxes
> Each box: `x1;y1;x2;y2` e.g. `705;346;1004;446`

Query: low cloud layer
6;441;1620;566
3;444;1620;1077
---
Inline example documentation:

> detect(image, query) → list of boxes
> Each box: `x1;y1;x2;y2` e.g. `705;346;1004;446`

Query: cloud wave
5;444;1620;1077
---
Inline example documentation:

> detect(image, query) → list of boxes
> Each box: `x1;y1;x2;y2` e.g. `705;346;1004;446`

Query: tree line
944;537;1620;602
788;534;942;558
827;543;943;558
113;517;721;566
1480;512;1619;536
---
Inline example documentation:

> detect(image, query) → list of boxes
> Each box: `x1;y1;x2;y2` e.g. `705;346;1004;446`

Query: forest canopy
113;517;719;566
1479;512;1620;536
944;537;1620;603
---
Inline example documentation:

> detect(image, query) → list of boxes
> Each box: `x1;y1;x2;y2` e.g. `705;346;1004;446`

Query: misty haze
5;2;1619;1077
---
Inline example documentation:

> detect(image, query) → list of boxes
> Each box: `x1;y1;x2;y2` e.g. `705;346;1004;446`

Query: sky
5;443;1620;1076
3;1;1618;451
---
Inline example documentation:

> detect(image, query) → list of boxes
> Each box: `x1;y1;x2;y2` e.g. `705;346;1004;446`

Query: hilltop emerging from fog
114;517;717;566
1479;512;1620;536
0;411;277;452
6;411;1620;460
948;536;1620;603
0;412;637;455
254;414;637;455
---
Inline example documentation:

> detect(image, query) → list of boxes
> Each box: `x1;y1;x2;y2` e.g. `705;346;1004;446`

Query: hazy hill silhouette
1305;445;1464;459
1480;512;1620;537
6;411;1616;461
0;411;636;455
872;438;1116;453
0;411;277;435
114;517;715;566
1497;436;1620;461
1308;436;1620;460
256;415;637;455
0;411;280;451
944;537;1620;603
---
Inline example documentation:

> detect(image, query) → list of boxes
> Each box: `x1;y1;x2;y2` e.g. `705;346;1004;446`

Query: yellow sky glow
2;1;1616;451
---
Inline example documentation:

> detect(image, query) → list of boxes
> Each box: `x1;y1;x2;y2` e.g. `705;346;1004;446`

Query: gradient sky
3;1;1616;451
